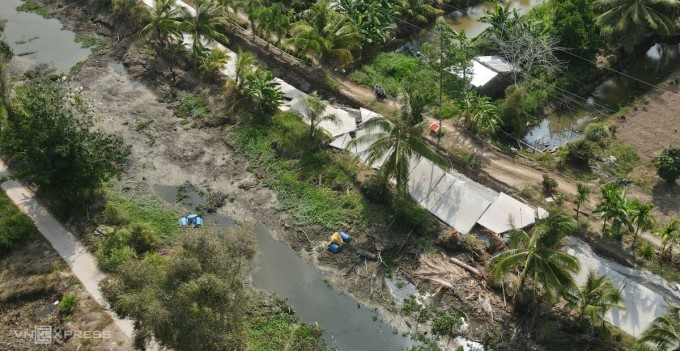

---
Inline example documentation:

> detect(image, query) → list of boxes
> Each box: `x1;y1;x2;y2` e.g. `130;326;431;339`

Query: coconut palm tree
568;270;625;334
596;0;679;52
641;304;680;350
491;210;580;310
347;92;449;196
196;46;230;81
593;183;632;240
269;3;291;52
232;48;257;93
140;0;185;48
659;219;679;266
182;0;229;49
629;200;655;255
395;0;442;25
302;92;339;138
574;183;590;221
291;1;362;66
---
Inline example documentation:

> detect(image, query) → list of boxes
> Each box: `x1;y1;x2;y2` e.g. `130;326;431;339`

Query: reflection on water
524;43;680;150
414;0;543;44
151;184;415;351
0;0;91;73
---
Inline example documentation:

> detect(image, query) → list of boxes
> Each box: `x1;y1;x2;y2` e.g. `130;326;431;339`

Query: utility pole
437;25;443;148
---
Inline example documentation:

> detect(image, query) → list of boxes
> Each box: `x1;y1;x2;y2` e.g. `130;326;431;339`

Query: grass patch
175;94;210;120
16;0;52;19
350;52;426;95
0;191;38;253
245;313;330;351
603;143;640;177
102;189;180;243
74;34;107;53
233;112;367;229
135;119;154;131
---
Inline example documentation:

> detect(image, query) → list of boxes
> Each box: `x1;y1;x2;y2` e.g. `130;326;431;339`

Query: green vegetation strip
245;313;329;351
0;191;38;253
16;0;52;19
103;189;181;242
233;112;367;229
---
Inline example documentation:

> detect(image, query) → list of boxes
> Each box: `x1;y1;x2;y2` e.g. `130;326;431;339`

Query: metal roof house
450;56;515;97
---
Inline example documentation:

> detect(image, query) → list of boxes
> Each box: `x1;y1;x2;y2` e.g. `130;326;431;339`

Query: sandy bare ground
0;161;133;350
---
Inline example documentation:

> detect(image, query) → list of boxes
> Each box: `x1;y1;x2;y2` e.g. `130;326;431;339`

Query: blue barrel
179;217;189;226
194;217;203;228
340;232;351;243
187;214;198;225
328;243;341;253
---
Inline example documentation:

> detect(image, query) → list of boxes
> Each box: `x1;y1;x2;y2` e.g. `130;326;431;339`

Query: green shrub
175;94;210;120
59;293;78;317
0;193;37;253
542;174;558;194
96;228;136;271
638;243;655;260
361;176;392;205
584;123;608;141
393;198;438;236
16;0;52;18
607;143;639;176
565;139;593;165
128;222;161;254
654;145;680;183
350;53;422;95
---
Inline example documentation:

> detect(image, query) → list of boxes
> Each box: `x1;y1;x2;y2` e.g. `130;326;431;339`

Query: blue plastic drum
179;217;189;226
340;231;351;243
194;217;203;228
328;243;341;252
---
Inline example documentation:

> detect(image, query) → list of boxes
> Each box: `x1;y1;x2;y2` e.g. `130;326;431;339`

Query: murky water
413;0;542;44
152;184;415;351
524;42;680;150
0;0;90;73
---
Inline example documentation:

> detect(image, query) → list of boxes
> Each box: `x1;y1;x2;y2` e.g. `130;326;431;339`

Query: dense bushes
0;83;129;215
0;192;36;253
654;146;680;183
565;139;593;165
350;53;428;95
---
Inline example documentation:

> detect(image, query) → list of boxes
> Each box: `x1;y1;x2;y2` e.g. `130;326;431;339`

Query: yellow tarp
328;232;344;245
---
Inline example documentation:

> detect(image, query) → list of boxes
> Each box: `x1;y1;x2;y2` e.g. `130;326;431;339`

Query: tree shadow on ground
652;181;680;219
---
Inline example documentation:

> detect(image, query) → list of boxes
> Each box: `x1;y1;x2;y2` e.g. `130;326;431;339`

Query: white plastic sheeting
408;158;499;234
566;237;677;338
477;193;548;234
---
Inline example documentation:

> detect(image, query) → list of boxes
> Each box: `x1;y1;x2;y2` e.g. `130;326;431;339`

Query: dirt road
0;161;135;340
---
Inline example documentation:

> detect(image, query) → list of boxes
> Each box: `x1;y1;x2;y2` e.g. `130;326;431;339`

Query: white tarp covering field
477;193;548;234
566;237;680;338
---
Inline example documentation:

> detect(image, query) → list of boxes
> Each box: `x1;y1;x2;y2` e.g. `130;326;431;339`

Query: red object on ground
430;123;440;133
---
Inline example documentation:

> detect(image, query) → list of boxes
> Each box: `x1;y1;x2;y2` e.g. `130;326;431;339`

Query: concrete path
0;160;134;339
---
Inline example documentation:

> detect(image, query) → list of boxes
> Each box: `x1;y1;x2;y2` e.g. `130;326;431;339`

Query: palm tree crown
642;304;680;351
291;0;362;66
141;0;186;47
568;270;625;334
596;0;679;52
347;92;448;196
491;210;580;309
182;0;229;49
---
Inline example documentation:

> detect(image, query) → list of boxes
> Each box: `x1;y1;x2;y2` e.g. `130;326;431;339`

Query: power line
556;49;678;94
